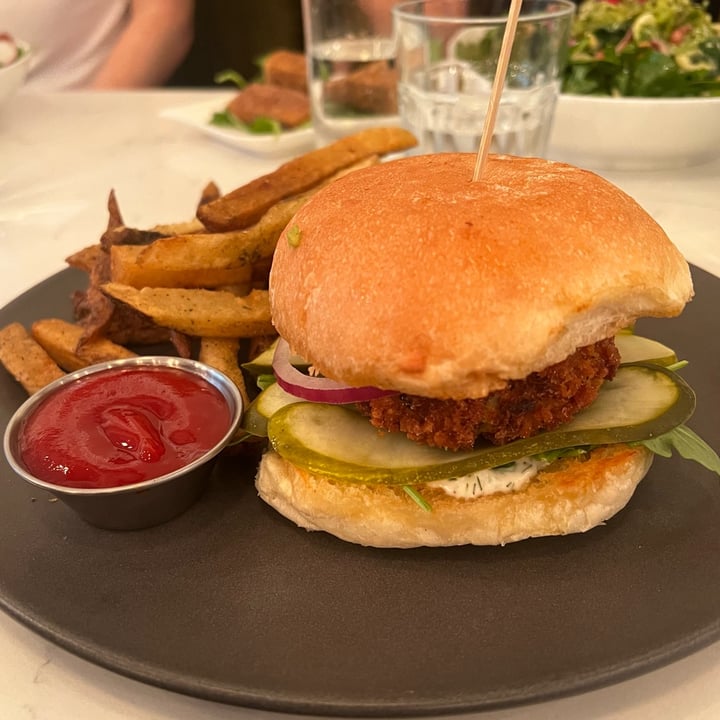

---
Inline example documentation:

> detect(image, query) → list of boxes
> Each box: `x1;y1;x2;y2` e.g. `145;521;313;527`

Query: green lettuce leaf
209;110;282;135
638;425;720;475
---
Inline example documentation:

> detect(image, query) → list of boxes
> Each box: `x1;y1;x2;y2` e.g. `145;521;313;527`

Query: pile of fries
0;128;417;406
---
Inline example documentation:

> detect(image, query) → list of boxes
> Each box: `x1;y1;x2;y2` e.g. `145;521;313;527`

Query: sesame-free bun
270;154;693;399
256;445;654;548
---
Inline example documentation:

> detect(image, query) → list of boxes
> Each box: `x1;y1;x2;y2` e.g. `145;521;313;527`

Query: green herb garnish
403;485;432;512
209;109;244;128
209;110;283;136
213;68;247;89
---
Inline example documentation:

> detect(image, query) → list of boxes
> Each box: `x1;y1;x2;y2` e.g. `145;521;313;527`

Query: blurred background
167;0;303;86
166;0;719;88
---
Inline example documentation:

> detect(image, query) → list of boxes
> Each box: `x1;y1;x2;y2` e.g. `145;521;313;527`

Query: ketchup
18;366;231;489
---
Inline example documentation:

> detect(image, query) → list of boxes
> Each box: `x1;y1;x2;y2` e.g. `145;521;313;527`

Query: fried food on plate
102;283;274;338
257;153;700;548
0;323;65;394
196;127;417;232
199;336;249;407
31;318;137;372
227;83;310;129
66;244;104;273
110;193;308;289
1;129;418;399
110;244;254;289
264;50;308;93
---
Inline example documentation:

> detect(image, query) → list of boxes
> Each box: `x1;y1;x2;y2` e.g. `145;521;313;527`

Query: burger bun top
269;153;693;399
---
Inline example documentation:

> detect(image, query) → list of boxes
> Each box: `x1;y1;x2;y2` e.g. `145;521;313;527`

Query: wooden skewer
472;0;524;182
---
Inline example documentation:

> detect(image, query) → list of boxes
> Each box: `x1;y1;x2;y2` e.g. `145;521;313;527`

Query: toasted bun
270;154;693;399
256;445;653;548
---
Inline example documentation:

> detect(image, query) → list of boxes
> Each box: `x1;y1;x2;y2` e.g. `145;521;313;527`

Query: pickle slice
616;333;677;366
267;364;696;485
242;339;309;377
241;381;301;436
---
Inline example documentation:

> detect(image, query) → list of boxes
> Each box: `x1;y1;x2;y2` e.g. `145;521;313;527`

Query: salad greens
209;109;283;135
563;0;720;96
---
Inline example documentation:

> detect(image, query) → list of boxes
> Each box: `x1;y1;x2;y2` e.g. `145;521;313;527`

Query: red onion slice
272;338;397;404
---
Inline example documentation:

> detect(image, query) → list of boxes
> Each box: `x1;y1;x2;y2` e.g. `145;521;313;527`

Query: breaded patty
359;338;620;450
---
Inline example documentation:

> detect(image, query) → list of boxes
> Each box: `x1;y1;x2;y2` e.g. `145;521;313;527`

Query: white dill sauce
426;458;548;499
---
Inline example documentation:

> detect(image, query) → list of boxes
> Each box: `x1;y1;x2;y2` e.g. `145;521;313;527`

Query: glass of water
301;0;401;145
392;0;575;156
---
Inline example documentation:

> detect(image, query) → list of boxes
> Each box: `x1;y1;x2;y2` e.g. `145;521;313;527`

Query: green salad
562;0;720;96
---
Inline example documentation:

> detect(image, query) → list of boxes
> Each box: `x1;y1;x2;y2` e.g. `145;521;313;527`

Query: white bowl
0;40;31;105
548;93;720;171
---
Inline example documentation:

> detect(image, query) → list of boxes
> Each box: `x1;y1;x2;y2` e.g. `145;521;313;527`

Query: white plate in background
549;93;720;171
161;95;316;159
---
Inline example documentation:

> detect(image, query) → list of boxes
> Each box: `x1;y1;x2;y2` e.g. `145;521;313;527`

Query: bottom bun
255;445;654;548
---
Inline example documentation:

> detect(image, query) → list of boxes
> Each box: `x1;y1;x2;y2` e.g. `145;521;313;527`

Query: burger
251;152;717;548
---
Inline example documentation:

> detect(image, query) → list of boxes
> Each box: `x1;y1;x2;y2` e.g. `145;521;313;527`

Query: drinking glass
392;0;575;156
301;0;401;145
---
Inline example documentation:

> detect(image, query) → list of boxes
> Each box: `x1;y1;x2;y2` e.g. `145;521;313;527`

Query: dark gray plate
0;267;719;717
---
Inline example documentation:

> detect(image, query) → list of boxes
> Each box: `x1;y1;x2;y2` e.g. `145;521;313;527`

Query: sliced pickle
242;339;309;377
616;333;677;366
267;364;696;485
241;381;301;436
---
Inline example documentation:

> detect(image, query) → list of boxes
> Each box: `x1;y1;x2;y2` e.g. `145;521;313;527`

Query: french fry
109;193;307;288
66;244;104;273
209;282;252;298
10;143;398;397
106;189;124;230
0;323;65;394
197;180;222;207
150;218;206;236
102;283;274;338
31;318;137;372
110;244;253;289
196;127;417;232
199;337;249;408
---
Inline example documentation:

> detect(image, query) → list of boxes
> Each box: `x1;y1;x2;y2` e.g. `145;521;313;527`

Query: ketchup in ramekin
17;365;232;490
4;357;244;530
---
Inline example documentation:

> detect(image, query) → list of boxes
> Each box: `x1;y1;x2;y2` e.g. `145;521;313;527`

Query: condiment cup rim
3;355;244;497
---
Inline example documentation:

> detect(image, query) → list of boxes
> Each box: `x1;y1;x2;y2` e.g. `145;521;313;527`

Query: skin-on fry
110;244;254;289
106;189;124;230
199;337;249;408
102;283;274;338
196;127;417;232
31;318;137;372
197;180;222;208
149;219;206;236
66;244;104;273
111;193;308;289
0;323;65;394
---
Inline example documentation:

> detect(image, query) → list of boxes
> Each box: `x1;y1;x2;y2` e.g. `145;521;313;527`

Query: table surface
0;89;719;720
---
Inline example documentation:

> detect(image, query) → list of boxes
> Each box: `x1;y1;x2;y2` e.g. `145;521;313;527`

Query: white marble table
0;90;718;720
